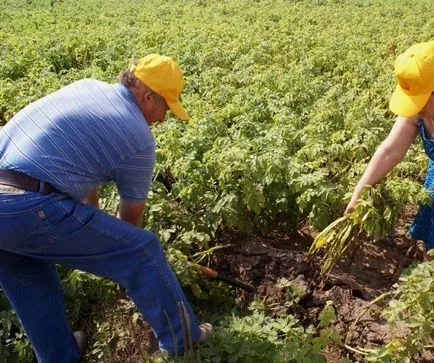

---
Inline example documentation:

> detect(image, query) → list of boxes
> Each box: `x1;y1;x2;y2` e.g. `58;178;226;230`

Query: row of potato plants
0;0;433;360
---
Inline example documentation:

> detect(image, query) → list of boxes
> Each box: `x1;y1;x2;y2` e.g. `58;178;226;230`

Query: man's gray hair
117;69;139;89
118;68;167;105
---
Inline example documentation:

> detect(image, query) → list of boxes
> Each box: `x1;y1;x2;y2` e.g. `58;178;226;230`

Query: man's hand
82;187;99;208
407;240;431;262
118;199;145;226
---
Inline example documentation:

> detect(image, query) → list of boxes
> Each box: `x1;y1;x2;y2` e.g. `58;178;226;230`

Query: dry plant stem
343;343;368;356
310;215;364;276
164;310;178;358
309;216;348;253
181;302;196;362
177;302;198;363
345;291;393;344
177;303;189;360
324;230;360;275
344;343;384;355
192;244;233;264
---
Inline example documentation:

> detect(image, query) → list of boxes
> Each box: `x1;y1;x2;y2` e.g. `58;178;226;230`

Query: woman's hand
345;194;360;214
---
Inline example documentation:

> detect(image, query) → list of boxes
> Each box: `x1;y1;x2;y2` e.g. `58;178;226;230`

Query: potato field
1;0;434;362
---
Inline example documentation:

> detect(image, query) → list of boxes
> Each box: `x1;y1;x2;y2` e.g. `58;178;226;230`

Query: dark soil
211;207;433;362
82;207;434;362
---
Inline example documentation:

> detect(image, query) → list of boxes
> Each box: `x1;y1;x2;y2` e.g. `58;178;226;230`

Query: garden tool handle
197;265;256;293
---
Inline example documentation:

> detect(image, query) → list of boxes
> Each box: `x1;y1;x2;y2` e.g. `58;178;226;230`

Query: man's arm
114;147;155;226
82;187;99;208
118;199;146;226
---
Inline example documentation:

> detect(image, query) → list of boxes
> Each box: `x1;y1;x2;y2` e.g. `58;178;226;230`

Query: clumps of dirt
80;207;431;362
211;223;424;361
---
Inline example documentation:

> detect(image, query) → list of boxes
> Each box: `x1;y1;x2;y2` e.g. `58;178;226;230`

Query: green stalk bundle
309;183;430;275
309;214;361;275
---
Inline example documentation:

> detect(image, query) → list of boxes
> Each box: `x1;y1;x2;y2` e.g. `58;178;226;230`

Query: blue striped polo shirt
0;79;155;202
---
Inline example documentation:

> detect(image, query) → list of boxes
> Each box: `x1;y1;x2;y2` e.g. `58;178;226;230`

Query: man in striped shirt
0;54;212;362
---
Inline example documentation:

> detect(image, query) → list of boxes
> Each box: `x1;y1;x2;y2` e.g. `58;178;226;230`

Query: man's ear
143;91;153;104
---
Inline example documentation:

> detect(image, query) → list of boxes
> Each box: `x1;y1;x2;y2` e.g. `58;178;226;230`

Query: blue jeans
0;191;200;362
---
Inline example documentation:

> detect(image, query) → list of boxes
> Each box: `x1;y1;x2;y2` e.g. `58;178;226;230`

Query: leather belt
0;169;62;195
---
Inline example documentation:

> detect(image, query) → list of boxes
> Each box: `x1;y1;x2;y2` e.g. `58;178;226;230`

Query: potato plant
1;0;434;361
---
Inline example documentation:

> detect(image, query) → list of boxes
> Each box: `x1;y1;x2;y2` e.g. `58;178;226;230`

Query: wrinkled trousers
0;191;200;362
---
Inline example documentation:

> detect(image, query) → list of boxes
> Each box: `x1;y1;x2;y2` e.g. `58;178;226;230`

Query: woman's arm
346;116;419;213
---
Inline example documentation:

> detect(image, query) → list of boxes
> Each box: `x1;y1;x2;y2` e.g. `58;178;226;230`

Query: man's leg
30;196;201;355
0;250;81;363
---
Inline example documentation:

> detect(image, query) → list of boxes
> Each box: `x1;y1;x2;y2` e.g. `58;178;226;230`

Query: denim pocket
0;206;58;253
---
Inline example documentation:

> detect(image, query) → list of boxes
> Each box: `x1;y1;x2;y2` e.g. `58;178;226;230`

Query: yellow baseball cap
130;54;189;121
389;41;434;117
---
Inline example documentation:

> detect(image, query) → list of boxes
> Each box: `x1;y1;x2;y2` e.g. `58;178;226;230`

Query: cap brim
389;85;431;117
167;100;189;121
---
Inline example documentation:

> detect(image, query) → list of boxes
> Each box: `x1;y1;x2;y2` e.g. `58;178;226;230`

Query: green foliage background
1;0;434;361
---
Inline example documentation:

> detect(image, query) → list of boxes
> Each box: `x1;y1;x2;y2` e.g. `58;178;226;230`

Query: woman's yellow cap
130;54;189;121
389;41;434;117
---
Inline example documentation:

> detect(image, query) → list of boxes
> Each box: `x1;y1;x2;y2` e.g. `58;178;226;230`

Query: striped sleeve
114;146;155;201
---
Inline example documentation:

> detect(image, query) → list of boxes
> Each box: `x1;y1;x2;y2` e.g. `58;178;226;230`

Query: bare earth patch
81;208;434;362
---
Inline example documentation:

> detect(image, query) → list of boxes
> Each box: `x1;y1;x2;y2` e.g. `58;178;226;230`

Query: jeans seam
71;209;182;305
0;195;67;217
152;256;183;307
0;206;40;217
55;199;74;214
72;211;129;243
38;207;59;246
